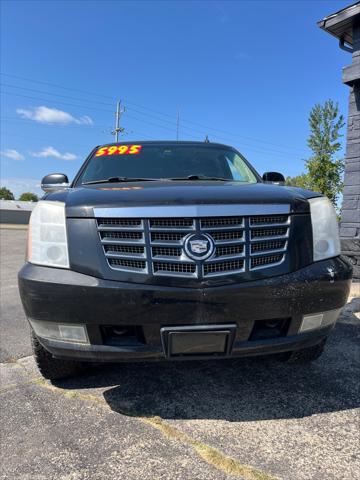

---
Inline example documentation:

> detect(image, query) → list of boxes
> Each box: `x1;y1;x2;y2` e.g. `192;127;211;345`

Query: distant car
18;141;352;381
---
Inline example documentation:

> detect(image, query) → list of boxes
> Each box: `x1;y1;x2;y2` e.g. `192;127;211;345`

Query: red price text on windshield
95;145;142;157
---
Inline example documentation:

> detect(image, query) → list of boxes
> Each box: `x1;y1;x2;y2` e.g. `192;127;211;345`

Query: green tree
0;187;15;200
285;173;312;190
19;192;38;202
305;100;345;205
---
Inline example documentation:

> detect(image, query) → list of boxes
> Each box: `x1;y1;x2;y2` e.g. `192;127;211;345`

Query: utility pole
176;110;180;141
113;100;125;142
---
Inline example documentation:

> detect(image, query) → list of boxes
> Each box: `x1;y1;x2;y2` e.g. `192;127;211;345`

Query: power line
1;100;298;158
125;111;298;157
0;90;196;141
1;88;305;158
0;119;156;146
1;81;307;157
0;115;154;139
0;83;191;138
0;72;308;154
125;112;199;139
0;82;114;107
0;73;116;101
0;90;114;114
0;73;181;121
124;106;302;157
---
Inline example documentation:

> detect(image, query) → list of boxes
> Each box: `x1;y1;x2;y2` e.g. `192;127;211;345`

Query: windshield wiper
82;177;160;185
168;175;230;181
82;175;232;185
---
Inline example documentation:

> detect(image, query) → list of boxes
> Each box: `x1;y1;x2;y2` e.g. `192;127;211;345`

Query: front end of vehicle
18;190;352;374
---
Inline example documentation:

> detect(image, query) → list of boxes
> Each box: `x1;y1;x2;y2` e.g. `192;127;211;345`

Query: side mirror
262;171;285;185
41;173;70;193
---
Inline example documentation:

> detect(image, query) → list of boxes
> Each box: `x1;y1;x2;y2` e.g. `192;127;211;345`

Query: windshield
76;144;259;184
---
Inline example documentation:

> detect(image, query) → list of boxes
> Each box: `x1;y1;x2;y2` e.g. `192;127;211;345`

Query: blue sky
0;0;351;197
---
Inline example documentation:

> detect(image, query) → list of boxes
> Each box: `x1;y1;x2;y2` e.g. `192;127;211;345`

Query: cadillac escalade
18;141;352;381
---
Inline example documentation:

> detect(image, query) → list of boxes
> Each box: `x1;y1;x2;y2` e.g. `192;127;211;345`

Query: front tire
282;338;327;363
31;330;84;381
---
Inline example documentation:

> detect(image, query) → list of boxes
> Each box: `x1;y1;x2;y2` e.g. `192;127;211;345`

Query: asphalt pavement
1;227;359;480
0;228;31;362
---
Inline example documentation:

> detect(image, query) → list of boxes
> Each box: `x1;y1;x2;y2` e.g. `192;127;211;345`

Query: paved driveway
0;228;31;362
1;227;359;480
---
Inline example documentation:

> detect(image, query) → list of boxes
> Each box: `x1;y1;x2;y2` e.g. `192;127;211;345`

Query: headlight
309;197;340;262
27;201;69;268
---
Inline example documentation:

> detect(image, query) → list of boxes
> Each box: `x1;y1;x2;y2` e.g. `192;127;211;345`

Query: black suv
18;141;352;380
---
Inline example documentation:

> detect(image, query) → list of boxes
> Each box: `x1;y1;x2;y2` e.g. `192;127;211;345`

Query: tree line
0;188;38;202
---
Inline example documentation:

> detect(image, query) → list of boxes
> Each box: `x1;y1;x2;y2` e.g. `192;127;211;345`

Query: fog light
59;325;88;343
300;309;341;333
320;309;341;327
300;314;323;332
29;320;89;344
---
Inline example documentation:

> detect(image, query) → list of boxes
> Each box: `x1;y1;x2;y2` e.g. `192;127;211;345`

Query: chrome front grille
109;258;147;270
251;240;286;254
251;227;288;239
104;244;145;256
210;230;244;242
250;254;283;269
215;244;244;258
204;259;245;275
98;218;142;228
96;211;290;278
153;262;196;275
152;246;182;257
200;216;243;228
250;215;288;225
150;218;194;229
100;231;143;241
150;231;185;243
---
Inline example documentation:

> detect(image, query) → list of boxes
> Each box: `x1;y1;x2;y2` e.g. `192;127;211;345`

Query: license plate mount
161;324;236;358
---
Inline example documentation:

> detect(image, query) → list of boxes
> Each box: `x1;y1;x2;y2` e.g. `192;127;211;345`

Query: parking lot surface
1;227;359;480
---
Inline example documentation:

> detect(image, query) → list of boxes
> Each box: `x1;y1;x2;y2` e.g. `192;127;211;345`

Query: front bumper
18;256;352;362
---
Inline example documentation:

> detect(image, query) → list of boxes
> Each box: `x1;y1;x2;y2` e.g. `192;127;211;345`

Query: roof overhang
317;1;360;46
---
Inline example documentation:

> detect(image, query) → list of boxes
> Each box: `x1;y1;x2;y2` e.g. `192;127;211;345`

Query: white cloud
0;149;25;161
31;146;78;161
16;106;93;125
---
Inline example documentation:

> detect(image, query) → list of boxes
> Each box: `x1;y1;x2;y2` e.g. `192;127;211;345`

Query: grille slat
204;259;244;276
96;213;291;277
152;246;182;258
201;217;243;229
251;227;288;239
151;232;185;243
104;244;145;258
250;215;289;226
211;230;244;242
153;262;196;275
250;254;284;269
215;244;244;258
150;218;194;229
109;258;147;270
251;240;287;255
101;231;144;241
97;218;143;229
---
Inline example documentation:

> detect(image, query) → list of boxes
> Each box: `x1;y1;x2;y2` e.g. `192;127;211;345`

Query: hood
45;181;322;217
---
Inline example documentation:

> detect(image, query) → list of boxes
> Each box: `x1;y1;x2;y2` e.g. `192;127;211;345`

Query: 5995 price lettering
95;145;142;157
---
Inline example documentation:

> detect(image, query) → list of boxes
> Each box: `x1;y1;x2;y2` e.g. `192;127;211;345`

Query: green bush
19;192;38;202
